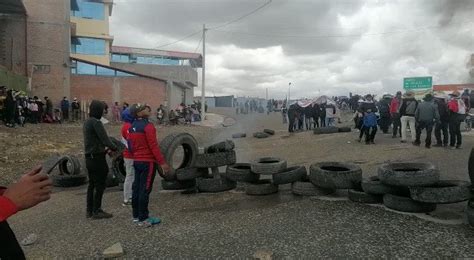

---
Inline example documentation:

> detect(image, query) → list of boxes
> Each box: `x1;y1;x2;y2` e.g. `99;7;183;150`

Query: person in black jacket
433;96;449;147
287;104;296;132
83;100;118;219
304;105;313;130
312;103;320;128
320;103;327;127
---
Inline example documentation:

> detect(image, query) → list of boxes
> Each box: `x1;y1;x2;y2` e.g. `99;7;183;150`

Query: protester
312;103;320;128
61;97;70;122
447;90;466;149
413;94;439;148
378;94;392;134
83;100;118;219
0;166;52;259
169;110;178;125
461;89;471;112
128;103;170;226
399;91;418;143
5;90;16;127
288;104;296;132
36;97;44;122
28;99;39;124
319;103;327;127
45;96;53;119
112;102;121;122
363;108;378;144
304;105;313;130
282;105;288;124
156;104;165;125
433;94;449;147
72;98;81;121
390;91;402;138
325;103;337;127
121;108;134;206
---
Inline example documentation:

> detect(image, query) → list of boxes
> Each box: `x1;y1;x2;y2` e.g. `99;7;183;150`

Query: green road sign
403;77;432;90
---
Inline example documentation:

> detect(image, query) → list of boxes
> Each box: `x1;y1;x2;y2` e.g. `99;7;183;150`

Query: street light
288;82;292;103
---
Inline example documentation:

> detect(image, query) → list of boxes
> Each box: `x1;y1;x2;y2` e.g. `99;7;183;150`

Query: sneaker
138;217;161;227
86;212;92;218
122;201;132;206
456;145;462;149
425;144;431;149
450;146;456;150
92;209;113;219
132;218;139;223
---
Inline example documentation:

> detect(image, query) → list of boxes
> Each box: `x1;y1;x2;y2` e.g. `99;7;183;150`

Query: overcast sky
110;0;474;99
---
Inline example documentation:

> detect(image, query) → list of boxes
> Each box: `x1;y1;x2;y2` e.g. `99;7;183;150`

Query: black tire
52;174;87;188
309;162;362;189
224;163;260;183
272;166;307;185
383;194;436;213
338;127;351;133
409;180;472;204
112;155;126;183
253;132;270;139
176;167;202;181
42;155;63;175
291;181;335;196
58;155;81;175
159;133;199;170
362;176;409;196
106;173;119;187
251;157;287;175
468;204;474;227
245;180;278;195
232;133;247;139
205;140;235;153
263;129;275;135
161;179;196;190
196;177;236;193
469;148;474;184
313;127;339;135
195;151;237;168
378;162;439;187
348;189;383;204
109;136;126;154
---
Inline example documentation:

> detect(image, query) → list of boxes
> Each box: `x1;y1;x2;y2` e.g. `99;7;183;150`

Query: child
363;109;378;144
128;104;171;227
120;108;134;206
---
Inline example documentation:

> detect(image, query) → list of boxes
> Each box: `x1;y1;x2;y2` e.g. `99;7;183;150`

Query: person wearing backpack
399;91;418;143
448;90;466;149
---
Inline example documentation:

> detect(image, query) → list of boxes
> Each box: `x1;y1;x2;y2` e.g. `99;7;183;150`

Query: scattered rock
253;249;273;260
21;233;38;246
103;242;124;258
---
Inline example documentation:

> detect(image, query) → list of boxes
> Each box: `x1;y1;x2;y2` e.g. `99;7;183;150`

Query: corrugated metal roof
0;0;26;14
111;46;203;67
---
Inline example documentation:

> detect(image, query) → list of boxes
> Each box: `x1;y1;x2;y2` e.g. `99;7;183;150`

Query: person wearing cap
127;103;171;227
61;97;70;122
390;91;402;138
399;91;418;143
71;98;81;121
433;94;449;147
120;108;135;206
378;94;392;134
448;90;466;149
414;94;439;148
83;100;118;219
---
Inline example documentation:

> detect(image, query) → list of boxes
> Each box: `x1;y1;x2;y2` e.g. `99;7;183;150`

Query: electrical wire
208;0;272;30
193;34;203;53
154;30;201;49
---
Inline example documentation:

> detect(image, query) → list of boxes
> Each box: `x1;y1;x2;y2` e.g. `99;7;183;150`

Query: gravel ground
2;108;474;258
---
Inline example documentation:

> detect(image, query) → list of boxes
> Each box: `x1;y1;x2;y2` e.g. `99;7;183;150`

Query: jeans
288;114;295;132
123;158;135;202
415;121;434;146
320;116;326;127
401;116;416;141
313;115;320;128
86;154;108;214
282;113;287;124
305;116;312;130
62;109;69;121
392;113;401;137
435;121;449;145
0;221;25;260
449;118;462;147
326;117;335;127
364;126;377;142
132;161;157;221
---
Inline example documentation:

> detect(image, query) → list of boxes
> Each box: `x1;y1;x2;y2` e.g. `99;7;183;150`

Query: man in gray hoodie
414;94;439;148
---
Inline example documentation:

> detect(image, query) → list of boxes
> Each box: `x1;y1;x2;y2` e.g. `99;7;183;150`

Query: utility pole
266;88;268;100
288;82;291;103
201;24;207;122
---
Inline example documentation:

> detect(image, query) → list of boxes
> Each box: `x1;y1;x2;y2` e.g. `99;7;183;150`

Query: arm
144;124;166;165
92;120;118;151
0;188;18;222
434;104;440;122
415;106;420;121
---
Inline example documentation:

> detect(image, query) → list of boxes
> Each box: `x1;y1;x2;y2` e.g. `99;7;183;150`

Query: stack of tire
360;162;472;214
47;155;86;187
304;162;362;197
252;129;275;139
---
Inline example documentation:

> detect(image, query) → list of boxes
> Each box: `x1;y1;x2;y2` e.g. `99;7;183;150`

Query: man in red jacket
0;166;52;259
128;104;171;227
390;91;402;138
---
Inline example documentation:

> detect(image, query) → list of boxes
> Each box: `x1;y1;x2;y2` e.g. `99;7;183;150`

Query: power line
154;30;201;49
194;34;203;53
208;0;272;30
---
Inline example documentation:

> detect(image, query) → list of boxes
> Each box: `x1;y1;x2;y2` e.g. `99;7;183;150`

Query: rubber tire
378;162;439;187
383;193;436;213
348;189;383;204
196;177;236;193
272;166;307;185
245;180;278;196
161;179;196;190
338;127;351;133
309;162;362;189
111;155;126;183
42;155;63;175
58;155;81;175
159;132;199;170
409;180;472;204
469;148;474;184
224;163;260;183
253;132;270;139
195;151;237;168
251;157;287;175
263;129;275;135
176;167;202;181
109;136;126;154
52;174;87;187
362;176;409;196
467;204;474;227
291;181;335;196
205;140;235;153
313;127;339;135
232;133;247;139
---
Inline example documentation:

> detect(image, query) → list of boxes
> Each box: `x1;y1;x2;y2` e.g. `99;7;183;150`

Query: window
71;37;106;55
111;53;130;63
71;60;136;77
70;0;105;20
116;71;135;77
97;66;115;76
77;62;96;75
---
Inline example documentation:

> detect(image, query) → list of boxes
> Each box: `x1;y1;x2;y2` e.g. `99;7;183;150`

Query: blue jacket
61;100;69;110
121;108;134;123
363;112;377;127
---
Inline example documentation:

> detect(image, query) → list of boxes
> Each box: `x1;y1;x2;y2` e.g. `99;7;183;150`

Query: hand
161;163;171;174
3;166;53;211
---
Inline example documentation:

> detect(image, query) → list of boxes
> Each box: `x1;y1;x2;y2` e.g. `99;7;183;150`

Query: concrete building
469;54;474;80
110;46;202;109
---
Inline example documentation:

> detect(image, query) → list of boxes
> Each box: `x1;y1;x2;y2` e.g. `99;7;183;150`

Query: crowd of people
285;102;339;132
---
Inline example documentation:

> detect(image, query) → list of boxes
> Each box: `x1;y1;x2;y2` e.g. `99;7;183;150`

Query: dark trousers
415;121;434;146
313;115;319;128
449;118;462;147
288;115;295;132
320;116;326;127
435;121;449;145
73;109;80;121
392;116;402;137
132;161;157;221
365;126;377;142
0;221;25;260
62;109;69;120
379;116;391;133
86;154;108;214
